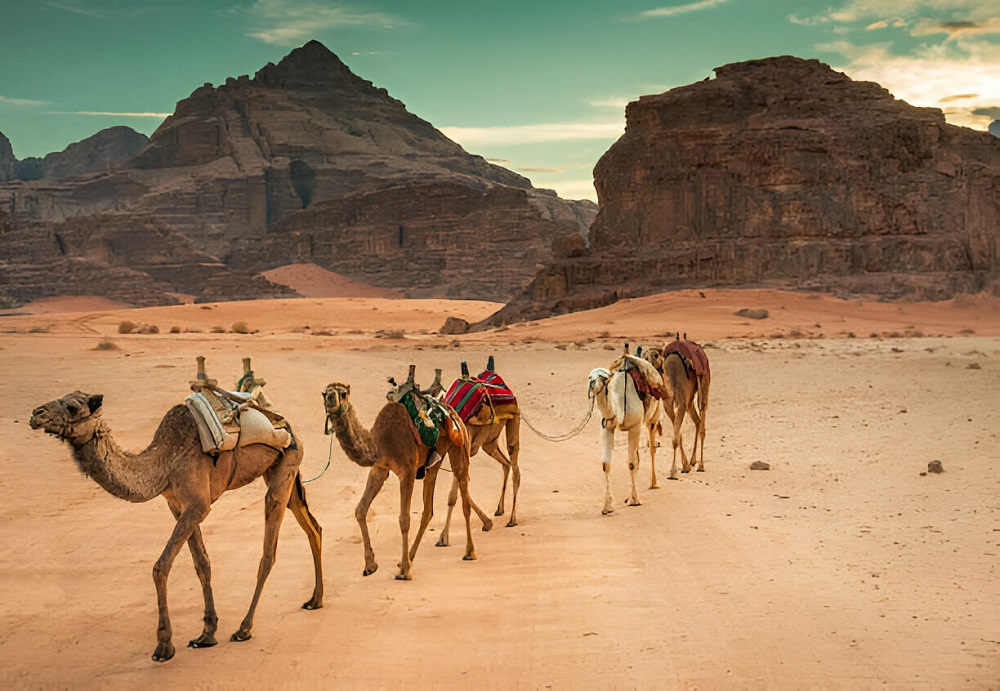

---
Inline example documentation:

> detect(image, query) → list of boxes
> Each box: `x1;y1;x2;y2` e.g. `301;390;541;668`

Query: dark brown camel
29;390;323;663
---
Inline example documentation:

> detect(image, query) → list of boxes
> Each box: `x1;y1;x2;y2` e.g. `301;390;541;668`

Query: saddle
609;354;664;401
443;356;517;425
388;364;465;480
663;339;710;377
185;356;292;457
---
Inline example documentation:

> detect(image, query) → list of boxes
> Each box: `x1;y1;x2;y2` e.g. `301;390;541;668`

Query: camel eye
66;404;79;415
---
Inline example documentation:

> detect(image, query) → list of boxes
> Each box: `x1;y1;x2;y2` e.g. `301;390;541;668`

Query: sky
1;0;998;202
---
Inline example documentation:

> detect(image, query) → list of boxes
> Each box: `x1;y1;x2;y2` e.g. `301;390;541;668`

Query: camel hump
663;339;710;377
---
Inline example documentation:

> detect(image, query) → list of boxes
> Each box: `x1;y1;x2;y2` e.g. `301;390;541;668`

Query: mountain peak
253;39;360;89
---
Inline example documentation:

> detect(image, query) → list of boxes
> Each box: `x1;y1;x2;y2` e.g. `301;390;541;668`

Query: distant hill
0;41;595;308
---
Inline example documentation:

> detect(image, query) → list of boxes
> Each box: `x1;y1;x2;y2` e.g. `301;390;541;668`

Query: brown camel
322;369;491;581
444;357;522;527
29;390;324;663
642;338;711;479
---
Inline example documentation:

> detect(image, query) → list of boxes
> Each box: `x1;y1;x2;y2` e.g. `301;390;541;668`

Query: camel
642;337;711;479
29;388;324;663
587;350;664;514
444;356;522;527
322;367;492;581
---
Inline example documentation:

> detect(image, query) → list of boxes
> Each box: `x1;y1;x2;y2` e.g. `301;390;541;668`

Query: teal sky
2;0;997;201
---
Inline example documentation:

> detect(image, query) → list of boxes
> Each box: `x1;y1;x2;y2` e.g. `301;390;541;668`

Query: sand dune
0;289;997;688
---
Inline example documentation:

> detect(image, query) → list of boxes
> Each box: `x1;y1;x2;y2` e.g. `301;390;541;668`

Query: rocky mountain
486;56;1000;325
0;41;594;307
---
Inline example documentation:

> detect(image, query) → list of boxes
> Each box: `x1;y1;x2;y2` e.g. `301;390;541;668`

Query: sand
0;289;997;688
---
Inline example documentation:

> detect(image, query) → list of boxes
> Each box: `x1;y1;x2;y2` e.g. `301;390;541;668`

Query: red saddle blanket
663;339;710;377
444;370;517;422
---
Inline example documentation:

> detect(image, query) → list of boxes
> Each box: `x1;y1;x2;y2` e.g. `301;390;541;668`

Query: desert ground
0;286;998;688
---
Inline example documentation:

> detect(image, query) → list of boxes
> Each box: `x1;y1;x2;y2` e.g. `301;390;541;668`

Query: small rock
927;460;944;474
750;461;770;470
966;362;981;370
735;308;769;320
440;317;470;335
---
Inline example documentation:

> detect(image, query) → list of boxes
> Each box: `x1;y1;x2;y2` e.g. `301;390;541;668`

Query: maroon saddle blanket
663;340;710;377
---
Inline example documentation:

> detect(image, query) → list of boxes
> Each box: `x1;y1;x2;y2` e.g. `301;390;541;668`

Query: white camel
588;354;664;515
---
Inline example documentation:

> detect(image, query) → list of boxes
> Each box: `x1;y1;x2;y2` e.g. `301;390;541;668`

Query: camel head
588;368;611;399
30;391;104;440
323;383;351;416
640;344;666;372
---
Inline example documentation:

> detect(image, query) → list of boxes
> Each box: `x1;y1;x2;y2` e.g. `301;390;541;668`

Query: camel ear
87;394;103;413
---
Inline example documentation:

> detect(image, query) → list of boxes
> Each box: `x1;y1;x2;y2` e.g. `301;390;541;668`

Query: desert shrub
311;329;335;336
118;320;136;334
94;339;119;351
231;321;251;334
210;325;225;334
375;329;405;339
136;324;159;334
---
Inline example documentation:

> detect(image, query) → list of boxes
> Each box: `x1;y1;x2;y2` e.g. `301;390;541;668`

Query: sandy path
0;290;997;688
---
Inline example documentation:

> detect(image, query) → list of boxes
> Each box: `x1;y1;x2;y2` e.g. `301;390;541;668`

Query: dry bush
231;321;251;334
136;324;159;334
375;329;405;339
184;327;203;333
93;339;120;351
210;325;226;334
118;320;136;334
28;325;50;333
169;326;181;334
311;329;335;336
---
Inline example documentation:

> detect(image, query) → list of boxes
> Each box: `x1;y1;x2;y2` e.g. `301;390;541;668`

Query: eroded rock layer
487;56;999;325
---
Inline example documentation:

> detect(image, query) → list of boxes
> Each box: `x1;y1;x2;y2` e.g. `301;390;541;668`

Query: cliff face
0;41;593;307
487;57;1000;324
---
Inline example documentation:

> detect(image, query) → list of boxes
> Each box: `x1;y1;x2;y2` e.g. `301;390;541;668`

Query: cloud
543;179;597;202
43;0;161;20
440;122;624;147
588;98;630;109
639;0;728;19
51;110;171;118
972;106;1000;119
244;0;403;46
0;96;50;107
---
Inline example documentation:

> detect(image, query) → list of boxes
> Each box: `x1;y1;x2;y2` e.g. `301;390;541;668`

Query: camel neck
69;420;170;503
328;403;378;467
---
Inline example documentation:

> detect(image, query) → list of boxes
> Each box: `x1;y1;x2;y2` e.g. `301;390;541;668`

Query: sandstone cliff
486;56;1000;325
0;41;593;307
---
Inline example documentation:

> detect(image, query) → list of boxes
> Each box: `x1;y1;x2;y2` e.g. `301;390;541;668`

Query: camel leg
452;456;478;562
436;475;459;547
395;464;416;581
648;418;661;490
232;462;297;642
152;500;210;662
505;415;521;527
482;436;511;518
408;463;440;562
286;473;324;609
626;427;642;507
165;497;218;651
601;426;615;515
668;402;687;480
685;401;703;474
356;465;389;576
696;380;710;472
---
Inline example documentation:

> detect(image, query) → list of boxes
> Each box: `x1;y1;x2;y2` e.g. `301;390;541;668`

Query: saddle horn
486;355;495;372
461;360;470;377
190;355;218;390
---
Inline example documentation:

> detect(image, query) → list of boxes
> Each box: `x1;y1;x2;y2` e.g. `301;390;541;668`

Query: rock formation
0;41;594;307
485;56;1000;325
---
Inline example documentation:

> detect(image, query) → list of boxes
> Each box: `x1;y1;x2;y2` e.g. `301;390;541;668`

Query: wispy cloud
244;0;403;47
440;122;624;147
0;96;50;107
639;0;728;19
543;179;597;202
588;98;630;109
50;110;171;118
799;2;1000;130
44;1;163;20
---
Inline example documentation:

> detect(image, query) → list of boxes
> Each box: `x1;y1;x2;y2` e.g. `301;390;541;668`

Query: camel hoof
602;507;614;515
302;599;323;610
696;467;705;472
435;537;449;547
481;519;493;532
668;476;679;481
230;630;252;643
463;553;477;561
152;642;175;662
627;499;642;507
187;634;217;649
650;484;660;489
494;509;504;517
395;573;412;581
681;468;690;474
505;519;517;528
363;564;378;576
